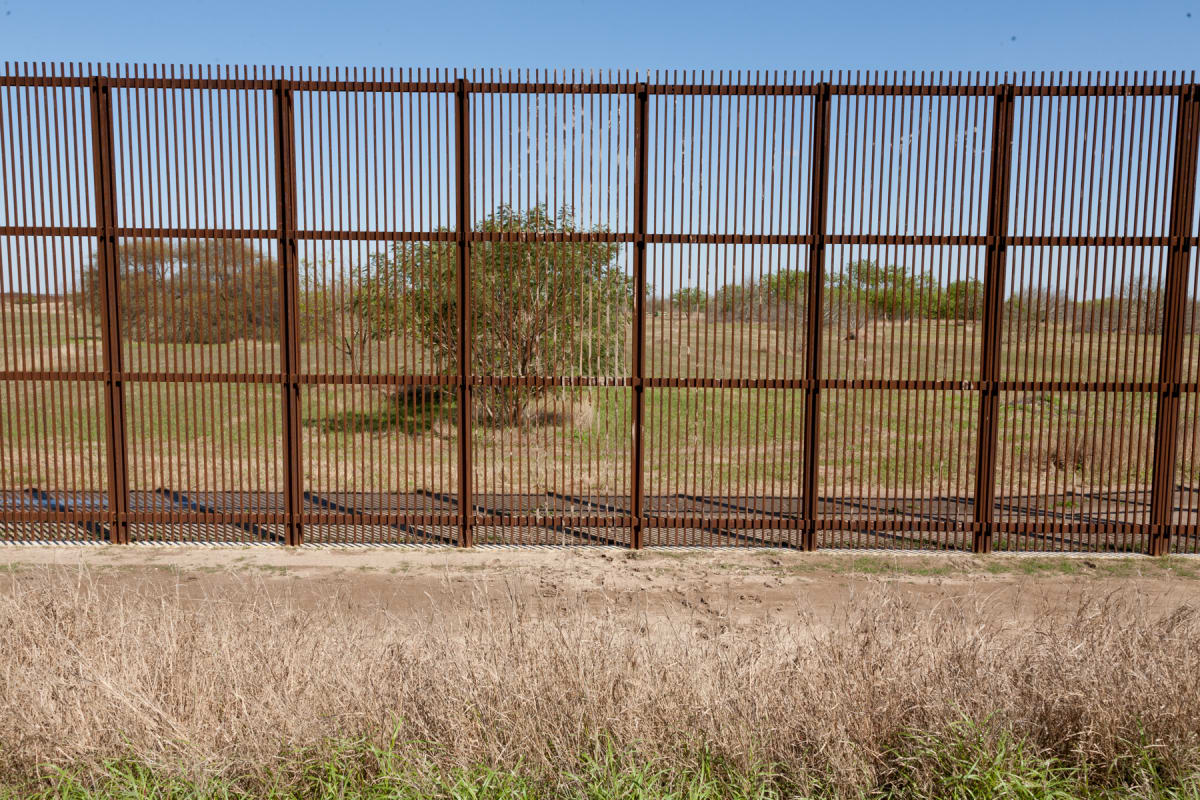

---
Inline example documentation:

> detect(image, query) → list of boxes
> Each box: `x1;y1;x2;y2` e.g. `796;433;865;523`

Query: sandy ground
2;545;1198;627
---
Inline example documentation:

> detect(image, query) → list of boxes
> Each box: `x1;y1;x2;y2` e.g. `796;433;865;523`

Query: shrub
358;205;630;426
297;273;378;372
1004;286;1074;327
709;267;808;325
826;259;938;321
713;283;752;319
710;281;803;325
1074;272;1165;335
937;278;984;321
762;268;807;304
669;287;707;313
80;239;279;343
822;285;875;335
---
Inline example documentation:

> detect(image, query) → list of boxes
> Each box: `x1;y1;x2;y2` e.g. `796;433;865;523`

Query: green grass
7;724;1199;800
7;296;1200;383
881;720;1200;800
4;302;1200;499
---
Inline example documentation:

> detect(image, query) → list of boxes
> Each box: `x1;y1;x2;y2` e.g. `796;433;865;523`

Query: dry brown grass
1;567;1199;794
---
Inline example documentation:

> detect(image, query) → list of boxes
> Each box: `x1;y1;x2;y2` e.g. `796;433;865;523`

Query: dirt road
2;545;1196;626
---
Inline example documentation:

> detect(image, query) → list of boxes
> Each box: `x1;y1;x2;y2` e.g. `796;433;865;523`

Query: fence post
973;83;1016;555
89;73;129;544
631;81;649;550
801;80;831;553
272;78;302;547
1150;83;1200;557
455;77;474;548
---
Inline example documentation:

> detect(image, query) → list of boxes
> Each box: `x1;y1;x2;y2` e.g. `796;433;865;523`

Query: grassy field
2;299;1199;522
1;549;1200;798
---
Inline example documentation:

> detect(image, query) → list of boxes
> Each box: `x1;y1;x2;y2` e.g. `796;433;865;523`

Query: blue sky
0;0;1197;73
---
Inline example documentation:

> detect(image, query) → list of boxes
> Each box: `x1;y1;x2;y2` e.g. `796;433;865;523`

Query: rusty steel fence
2;64;1200;553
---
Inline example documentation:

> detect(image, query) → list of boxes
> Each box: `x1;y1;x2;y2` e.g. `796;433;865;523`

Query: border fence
1;64;1199;553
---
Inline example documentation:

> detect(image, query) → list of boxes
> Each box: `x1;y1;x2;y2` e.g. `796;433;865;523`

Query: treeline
1003;280;1200;334
668;260;984;327
80;239;280;343
80;235;1198;359
667;260;1199;335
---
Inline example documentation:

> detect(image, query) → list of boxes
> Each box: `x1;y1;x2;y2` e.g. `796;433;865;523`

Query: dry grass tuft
1;569;1199;795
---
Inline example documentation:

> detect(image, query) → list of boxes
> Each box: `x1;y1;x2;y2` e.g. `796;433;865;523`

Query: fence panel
467;72;636;545
105;68;283;542
643;72;812;547
817;75;998;549
0;65;1196;552
1;66;108;542
292;70;459;545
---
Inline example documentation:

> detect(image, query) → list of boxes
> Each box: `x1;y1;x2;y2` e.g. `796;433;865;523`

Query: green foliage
3;752;787;800
670;287;708;312
826;259;939;321
9;734;1200;800
714;282;751;317
884;720;1082;800
937;278;984;321
357;205;630;426
708;269;807;323
81;239;279;344
296;270;383;373
1004;287;1074;326
710;261;950;329
762;268;807;303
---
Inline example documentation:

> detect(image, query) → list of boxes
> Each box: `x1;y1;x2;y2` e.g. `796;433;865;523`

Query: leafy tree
763;268;807;303
711;269;808;322
1004;286;1074;326
298;270;376;373
670;287;708;312
827;259;938;321
358;205;631;426
938;278;984;321
81;239;279;343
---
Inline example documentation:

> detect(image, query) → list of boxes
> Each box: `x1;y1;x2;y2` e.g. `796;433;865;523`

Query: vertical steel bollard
273;79;302;547
801;80;831;552
89;72;129;544
455;77;474;548
973;83;1016;555
1150;83;1200;557
631;81;649;549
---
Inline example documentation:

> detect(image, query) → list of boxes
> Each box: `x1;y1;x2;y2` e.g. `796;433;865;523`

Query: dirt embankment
1;546;1195;626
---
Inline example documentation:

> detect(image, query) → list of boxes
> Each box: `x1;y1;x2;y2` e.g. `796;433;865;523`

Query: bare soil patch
2;546;1195;627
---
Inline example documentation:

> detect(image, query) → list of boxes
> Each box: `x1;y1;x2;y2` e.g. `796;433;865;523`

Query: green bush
1004;287;1075;327
297;273;378;372
937;278;984;321
762;268;807;303
714;283;751;318
826;259;938;321
81;239;279;344
670;287;708;312
708;269;807;322
357;205;630;426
